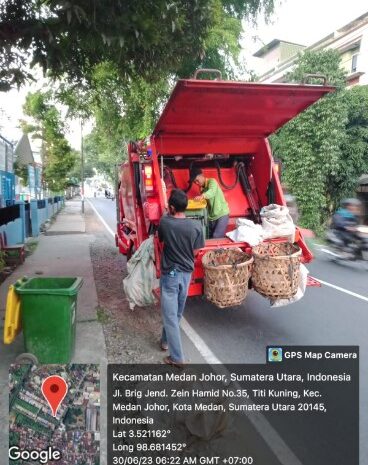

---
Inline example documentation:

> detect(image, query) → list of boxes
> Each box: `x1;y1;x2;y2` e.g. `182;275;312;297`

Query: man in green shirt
190;167;230;238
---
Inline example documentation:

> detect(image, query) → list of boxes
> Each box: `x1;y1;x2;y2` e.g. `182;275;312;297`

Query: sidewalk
0;199;107;462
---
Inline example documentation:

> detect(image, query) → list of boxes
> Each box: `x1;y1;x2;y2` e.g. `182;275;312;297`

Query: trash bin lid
15;277;83;296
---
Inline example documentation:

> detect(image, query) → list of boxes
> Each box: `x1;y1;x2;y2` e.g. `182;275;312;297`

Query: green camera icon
268;347;283;362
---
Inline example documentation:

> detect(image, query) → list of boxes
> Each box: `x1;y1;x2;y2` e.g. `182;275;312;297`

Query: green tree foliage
5;1;274;181
13;160;29;185
271;50;349;232
333;85;368;201
272;50;368;232
68;155;94;182
22;91;76;191
54;1;274;180
0;0;274;91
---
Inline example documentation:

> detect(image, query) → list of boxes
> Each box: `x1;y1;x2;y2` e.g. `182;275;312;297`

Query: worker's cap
189;167;203;183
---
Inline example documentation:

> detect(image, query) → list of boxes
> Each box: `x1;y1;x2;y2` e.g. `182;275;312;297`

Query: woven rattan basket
202;249;253;308
251;242;301;299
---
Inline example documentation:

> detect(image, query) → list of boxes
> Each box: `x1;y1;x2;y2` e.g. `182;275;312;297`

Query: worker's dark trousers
209;214;229;238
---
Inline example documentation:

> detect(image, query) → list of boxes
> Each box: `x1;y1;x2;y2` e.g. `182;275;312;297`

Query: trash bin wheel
15;353;39;365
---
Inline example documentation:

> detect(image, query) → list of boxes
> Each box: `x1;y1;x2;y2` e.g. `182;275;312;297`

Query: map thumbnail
9;364;100;465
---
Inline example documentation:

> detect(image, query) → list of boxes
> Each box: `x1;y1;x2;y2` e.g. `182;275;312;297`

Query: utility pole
81;119;85;213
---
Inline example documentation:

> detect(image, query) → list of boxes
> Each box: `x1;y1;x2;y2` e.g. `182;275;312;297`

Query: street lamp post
81;120;85;214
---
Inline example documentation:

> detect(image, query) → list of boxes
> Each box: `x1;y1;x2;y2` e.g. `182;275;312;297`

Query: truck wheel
126;244;136;261
15;353;39;365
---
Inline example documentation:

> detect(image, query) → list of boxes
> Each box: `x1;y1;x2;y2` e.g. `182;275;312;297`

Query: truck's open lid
153;79;335;151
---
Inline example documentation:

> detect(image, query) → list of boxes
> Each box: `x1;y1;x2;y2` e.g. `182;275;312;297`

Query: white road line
90;199;304;465
319;248;339;257
87;199;116;238
181;319;222;365
314;278;368;302
181;319;304;465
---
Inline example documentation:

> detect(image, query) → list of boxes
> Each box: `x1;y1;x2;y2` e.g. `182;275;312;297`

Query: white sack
123;236;159;310
270;264;309;307
226;218;264;246
260;204;295;242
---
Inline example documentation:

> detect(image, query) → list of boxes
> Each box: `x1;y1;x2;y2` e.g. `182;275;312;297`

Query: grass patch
96;306;109;324
25;239;39;255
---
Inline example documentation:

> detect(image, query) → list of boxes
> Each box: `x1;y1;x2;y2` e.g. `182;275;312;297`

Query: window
351;54;358;73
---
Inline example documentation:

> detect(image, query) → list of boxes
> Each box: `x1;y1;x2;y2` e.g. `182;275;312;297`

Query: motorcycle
323;225;368;264
105;191;115;200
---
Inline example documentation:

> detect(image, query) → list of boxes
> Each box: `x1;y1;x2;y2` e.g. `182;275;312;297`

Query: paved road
88;196;367;463
88;194;117;229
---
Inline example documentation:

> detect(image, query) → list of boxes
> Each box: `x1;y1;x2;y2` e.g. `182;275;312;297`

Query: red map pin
41;376;68;417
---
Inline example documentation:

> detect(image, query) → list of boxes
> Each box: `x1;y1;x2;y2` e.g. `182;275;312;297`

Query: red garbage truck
116;70;334;296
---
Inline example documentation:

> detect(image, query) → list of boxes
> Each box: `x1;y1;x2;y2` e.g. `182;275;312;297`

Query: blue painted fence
0;196;64;245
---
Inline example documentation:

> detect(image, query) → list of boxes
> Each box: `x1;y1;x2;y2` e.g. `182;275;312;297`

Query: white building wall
257;18;368;85
358;28;368;84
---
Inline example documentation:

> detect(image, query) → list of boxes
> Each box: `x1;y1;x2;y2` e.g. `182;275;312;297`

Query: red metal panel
307;276;322;287
153;135;261;155
153;80;335;145
120;162;135;224
143;200;160;221
151;144;167;217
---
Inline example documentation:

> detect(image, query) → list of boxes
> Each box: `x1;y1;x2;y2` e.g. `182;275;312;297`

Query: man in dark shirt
158;189;205;367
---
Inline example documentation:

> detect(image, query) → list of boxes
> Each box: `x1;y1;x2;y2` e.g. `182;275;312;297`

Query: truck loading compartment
161;155;262;232
117;74;335;296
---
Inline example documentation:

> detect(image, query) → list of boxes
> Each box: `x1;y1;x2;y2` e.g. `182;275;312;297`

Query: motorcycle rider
331;198;362;253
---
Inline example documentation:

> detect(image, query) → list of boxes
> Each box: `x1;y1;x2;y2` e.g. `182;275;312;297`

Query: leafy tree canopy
6;1;275;183
271;50;368;232
22;90;76;191
53;0;275;181
0;0;274;91
335;85;368;202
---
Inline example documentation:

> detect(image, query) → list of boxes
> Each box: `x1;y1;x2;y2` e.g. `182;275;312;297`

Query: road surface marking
181;319;304;465
90;199;304;465
314;278;368;302
319;247;340;257
181;319;222;364
87;199;116;238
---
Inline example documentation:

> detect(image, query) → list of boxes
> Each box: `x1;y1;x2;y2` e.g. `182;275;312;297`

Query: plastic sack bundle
260;204;295;241
270;264;308;307
123;236;159;310
226;218;264;246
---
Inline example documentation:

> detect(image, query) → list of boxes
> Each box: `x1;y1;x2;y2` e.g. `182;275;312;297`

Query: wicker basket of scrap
251;242;301;299
202;248;253;308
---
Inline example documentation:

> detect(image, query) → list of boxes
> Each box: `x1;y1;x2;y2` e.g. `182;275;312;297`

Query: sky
0;0;367;149
242;0;368;72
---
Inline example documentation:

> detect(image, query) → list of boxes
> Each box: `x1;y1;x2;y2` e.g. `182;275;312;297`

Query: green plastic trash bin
15;277;83;364
185;208;209;239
